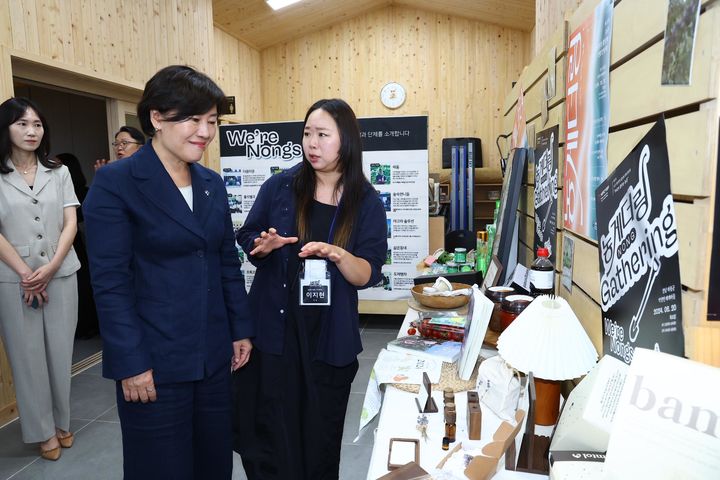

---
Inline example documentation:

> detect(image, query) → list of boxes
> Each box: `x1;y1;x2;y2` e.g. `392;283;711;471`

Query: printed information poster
595;119;684;364
564;0;613;241
533;125;559;264
219;116;428;301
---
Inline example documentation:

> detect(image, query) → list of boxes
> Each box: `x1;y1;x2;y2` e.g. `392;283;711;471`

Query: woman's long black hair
294;98;369;249
0;97;58;174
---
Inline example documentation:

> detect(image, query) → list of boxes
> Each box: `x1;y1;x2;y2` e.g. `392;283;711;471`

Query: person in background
233;98;387;480
93;125;145;170
0;97;80;460
56;152;98;339
83;65;253;479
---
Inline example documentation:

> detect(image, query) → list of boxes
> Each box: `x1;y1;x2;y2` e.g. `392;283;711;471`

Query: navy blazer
83;144;253;383
236;164;387;366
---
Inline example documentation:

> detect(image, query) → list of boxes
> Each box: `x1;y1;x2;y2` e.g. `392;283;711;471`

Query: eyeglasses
112;140;141;149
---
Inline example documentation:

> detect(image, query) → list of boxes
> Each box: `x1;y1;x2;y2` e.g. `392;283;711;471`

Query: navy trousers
116;366;233;480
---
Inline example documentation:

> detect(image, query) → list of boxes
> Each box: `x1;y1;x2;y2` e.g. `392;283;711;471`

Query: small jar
459;263;473;272
454;248;467;263
485;286;515;332
499;294;534;331
445;261;459;273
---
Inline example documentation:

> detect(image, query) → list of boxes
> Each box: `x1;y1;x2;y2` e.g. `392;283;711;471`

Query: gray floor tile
351;357;375;394
361;314;404;332
358;331;398;359
69;373;117;421
77;362;103;377
339;443;374;480
96;406;119;423
9;420;123;480
0;420;42;480
71;336;102;364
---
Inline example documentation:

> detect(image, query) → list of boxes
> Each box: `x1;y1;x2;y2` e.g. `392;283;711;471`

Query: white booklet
603;348;720;479
457;285;494;380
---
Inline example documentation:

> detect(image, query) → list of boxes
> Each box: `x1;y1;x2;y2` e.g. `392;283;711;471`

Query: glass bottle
445;410;456;443
530;247;554;296
475;231;488;274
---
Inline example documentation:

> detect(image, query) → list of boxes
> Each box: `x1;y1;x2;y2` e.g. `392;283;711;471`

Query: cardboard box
550;355;628;453
549;451;605;480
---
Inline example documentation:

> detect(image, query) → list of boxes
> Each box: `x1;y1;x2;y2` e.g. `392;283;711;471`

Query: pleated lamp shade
497;295;598;381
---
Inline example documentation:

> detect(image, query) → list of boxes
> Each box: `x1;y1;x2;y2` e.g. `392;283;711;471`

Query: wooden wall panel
534;0;582;56
606;106;716;199
0;0;265;427
609;8;720;128
508;0;720;365
260;5;531;173
0;0;223;101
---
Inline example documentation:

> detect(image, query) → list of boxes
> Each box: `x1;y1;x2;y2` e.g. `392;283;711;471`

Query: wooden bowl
410;282;472;309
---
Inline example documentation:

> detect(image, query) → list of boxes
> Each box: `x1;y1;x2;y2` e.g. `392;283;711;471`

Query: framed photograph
481;255;503;292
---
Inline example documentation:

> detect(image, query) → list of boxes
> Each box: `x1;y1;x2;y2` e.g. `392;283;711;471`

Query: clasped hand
20;265;56;307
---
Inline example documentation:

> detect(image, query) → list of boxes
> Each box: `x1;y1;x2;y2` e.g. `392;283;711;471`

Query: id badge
299;259;331;306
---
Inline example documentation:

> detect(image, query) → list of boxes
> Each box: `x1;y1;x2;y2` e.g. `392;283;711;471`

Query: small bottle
454;247;467;264
442;436;450;450
445;410;457;443
530;247;554;296
475;231;488;274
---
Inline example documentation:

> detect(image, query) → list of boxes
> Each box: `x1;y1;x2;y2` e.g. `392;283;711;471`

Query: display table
364;307;549;480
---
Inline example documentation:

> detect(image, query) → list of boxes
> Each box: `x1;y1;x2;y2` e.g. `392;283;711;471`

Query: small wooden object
515;372;551;474
415;372;438;413
387;438;420;471
467;403;482;440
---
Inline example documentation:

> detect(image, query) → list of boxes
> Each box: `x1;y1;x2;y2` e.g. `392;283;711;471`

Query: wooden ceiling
212;0;536;50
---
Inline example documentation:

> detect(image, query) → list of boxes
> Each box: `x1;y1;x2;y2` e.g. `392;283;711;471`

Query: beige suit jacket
0;163;81;282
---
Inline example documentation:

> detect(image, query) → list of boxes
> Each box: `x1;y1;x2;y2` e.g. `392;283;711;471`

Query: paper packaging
436;410;526;480
549;451;605;480
603;348;720;480
550;355;628;453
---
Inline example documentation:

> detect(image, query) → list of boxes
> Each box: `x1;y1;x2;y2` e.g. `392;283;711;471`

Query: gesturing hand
231;339;253;371
250;227;298;258
299;241;346;263
121;369;157;403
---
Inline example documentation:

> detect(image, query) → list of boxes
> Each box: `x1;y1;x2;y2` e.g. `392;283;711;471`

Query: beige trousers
0;274;78;443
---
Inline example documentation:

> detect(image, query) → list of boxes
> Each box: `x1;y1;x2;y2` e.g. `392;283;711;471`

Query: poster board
596;118;684;363
563;0;613;241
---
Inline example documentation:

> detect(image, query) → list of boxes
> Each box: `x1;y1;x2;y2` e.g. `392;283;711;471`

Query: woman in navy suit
84;65;253;480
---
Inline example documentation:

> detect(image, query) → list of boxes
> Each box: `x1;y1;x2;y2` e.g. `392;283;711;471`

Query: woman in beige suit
0;97;80;460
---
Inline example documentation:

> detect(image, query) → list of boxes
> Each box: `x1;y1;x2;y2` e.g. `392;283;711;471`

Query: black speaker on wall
442;137;482;169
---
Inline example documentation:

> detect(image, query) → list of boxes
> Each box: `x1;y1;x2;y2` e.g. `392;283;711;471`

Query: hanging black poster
533;126;559;264
596;118;684;364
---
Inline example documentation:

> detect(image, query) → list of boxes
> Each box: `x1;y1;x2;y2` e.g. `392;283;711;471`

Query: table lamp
497;295;598;425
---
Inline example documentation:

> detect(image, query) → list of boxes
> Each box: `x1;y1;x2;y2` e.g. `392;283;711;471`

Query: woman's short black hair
0;97;58;174
115;126;145;145
137;65;226;137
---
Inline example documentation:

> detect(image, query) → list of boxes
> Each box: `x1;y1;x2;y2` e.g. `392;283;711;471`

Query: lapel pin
204;190;210;196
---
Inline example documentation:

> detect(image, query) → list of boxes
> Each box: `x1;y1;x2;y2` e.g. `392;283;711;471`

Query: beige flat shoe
58;432;74;448
40;445;61;461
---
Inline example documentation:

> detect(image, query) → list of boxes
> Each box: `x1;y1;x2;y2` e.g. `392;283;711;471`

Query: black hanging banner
595;118;684;364
533;126;559;264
